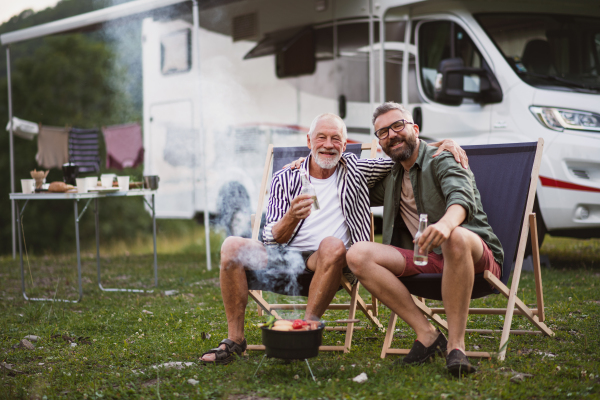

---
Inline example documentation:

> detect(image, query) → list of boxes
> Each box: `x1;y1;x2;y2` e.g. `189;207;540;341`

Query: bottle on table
413;214;428;266
300;170;320;212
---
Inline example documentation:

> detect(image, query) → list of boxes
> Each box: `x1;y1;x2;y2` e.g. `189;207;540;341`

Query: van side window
287;22;375;103
284;26;336;100
381;21;406;102
337;22;376;102
161;29;191;75
418;21;484;101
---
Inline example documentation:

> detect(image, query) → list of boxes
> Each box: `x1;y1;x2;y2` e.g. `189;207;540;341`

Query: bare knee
442;227;470;259
316;237;347;271
220;236;247;271
346;242;373;277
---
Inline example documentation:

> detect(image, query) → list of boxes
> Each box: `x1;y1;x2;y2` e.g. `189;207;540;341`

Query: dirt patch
142;378;158;387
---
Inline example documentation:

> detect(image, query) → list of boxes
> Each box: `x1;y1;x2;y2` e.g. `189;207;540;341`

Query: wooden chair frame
380;139;554;361
246;140;383;353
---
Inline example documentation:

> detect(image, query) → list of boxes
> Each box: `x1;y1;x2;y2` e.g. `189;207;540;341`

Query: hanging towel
68;127;101;173
6;116;39;140
102;123;144;170
36;125;69;169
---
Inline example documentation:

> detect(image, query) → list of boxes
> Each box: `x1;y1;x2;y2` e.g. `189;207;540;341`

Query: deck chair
246;140;383;353
380;139;554;361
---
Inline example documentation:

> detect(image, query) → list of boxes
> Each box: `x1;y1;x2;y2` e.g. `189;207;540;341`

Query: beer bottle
300;170;320;212
413;214;428;266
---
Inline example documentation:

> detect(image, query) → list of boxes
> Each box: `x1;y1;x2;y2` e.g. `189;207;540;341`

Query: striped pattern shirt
68;127;101;173
263;153;394;247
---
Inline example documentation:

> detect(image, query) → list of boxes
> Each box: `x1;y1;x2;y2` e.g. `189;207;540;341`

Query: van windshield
476;13;600;93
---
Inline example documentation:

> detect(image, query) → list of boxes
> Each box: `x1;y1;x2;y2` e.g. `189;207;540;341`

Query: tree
0;20;146;255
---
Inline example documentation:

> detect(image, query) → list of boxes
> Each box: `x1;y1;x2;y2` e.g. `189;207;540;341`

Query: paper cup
76;178;88;193
86;177;98;190
101;176;114;188
117;176;130;191
21;179;35;194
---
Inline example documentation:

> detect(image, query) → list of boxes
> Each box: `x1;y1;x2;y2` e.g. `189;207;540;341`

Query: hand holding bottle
300;170;320;212
414;218;453;254
288;194;314;220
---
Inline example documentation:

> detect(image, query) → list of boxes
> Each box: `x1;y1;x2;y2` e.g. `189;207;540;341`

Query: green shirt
369;139;504;267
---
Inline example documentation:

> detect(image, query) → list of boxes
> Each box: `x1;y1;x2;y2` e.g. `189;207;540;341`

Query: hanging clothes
102;123;144;170
68;127;101;174
6;116;39;140
36;125;69;169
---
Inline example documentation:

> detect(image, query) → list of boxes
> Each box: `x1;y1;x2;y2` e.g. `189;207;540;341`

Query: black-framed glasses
374;119;414;139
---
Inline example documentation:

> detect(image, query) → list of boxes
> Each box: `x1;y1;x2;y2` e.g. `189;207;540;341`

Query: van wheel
217;182;251;238
525;196;547;257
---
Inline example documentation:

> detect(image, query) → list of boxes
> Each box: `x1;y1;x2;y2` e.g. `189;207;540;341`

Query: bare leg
304;237;347;320
440;227;483;353
347;242;438;346
200;236;266;361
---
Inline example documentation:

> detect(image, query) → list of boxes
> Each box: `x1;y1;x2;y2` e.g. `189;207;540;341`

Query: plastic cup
76;178;88;193
117;176;130;191
101;176;114;189
21;179;35;194
86;177;98;190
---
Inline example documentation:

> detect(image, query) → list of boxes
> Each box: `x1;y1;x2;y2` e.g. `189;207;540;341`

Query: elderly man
200;112;463;365
347;102;503;377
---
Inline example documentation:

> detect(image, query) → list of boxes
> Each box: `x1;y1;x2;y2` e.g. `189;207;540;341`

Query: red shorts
392;237;501;279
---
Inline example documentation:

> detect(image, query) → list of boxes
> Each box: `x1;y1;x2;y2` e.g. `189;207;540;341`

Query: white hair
308;113;347;140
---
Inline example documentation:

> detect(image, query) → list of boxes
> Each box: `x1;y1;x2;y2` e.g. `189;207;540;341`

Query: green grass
1;233;599;399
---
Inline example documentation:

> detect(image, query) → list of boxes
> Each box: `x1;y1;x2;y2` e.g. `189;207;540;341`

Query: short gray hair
372;102;413;125
308;113;347;140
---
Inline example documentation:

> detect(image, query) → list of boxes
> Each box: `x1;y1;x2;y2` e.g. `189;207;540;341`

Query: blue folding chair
246;140;383;353
381;139;554;361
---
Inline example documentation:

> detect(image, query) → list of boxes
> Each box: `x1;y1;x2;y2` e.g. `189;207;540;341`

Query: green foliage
0;1;147;255
12;34;133;127
0;242;599;399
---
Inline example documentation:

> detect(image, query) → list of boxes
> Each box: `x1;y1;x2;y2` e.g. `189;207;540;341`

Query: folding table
10;189;158;303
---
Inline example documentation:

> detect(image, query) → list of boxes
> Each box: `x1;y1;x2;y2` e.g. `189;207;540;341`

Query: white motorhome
142;0;600;243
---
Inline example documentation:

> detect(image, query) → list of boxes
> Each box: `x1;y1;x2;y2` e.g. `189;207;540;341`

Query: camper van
142;0;600;242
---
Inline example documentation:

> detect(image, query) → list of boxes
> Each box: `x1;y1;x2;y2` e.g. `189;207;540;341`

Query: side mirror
434;58;503;105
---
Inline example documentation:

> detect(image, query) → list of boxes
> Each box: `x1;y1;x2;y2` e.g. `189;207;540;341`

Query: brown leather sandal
200;338;247;365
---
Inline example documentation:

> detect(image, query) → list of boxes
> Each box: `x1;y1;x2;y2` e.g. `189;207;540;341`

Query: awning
244;25;312;60
0;0;192;45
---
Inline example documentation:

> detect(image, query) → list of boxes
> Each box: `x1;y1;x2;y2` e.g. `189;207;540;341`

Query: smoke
230;243;308;299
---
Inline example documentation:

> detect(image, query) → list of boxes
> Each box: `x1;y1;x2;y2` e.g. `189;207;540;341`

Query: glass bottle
300;170;320;212
413;214;428;266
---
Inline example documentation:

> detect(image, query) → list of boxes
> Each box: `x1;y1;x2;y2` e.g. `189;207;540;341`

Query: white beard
314;149;340;170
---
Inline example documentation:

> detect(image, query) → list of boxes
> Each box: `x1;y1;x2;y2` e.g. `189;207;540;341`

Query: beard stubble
381;131;418;163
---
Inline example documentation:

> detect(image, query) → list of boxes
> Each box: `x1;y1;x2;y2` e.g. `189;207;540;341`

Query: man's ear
307;134;312;150
341;139;347;153
413;124;420;138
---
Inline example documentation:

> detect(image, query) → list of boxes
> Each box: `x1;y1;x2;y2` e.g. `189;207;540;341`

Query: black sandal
200;338;247;365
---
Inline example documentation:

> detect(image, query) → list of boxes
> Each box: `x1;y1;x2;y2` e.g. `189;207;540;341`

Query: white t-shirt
288;169;351;251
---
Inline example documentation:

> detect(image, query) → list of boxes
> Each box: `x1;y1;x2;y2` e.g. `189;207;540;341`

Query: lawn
1;228;599;399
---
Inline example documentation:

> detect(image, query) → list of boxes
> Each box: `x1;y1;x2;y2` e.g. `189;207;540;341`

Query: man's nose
387;127;399;140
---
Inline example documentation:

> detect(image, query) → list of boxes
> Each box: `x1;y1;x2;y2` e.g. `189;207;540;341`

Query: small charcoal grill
253;319;358;381
261;322;325;359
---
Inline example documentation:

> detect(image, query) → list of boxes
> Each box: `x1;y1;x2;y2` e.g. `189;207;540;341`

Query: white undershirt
288;169;351;251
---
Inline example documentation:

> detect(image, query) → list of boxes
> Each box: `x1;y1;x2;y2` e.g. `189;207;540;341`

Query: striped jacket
262;153;394;247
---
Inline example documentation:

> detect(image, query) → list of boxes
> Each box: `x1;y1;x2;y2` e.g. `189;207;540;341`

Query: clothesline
5;117;143;172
